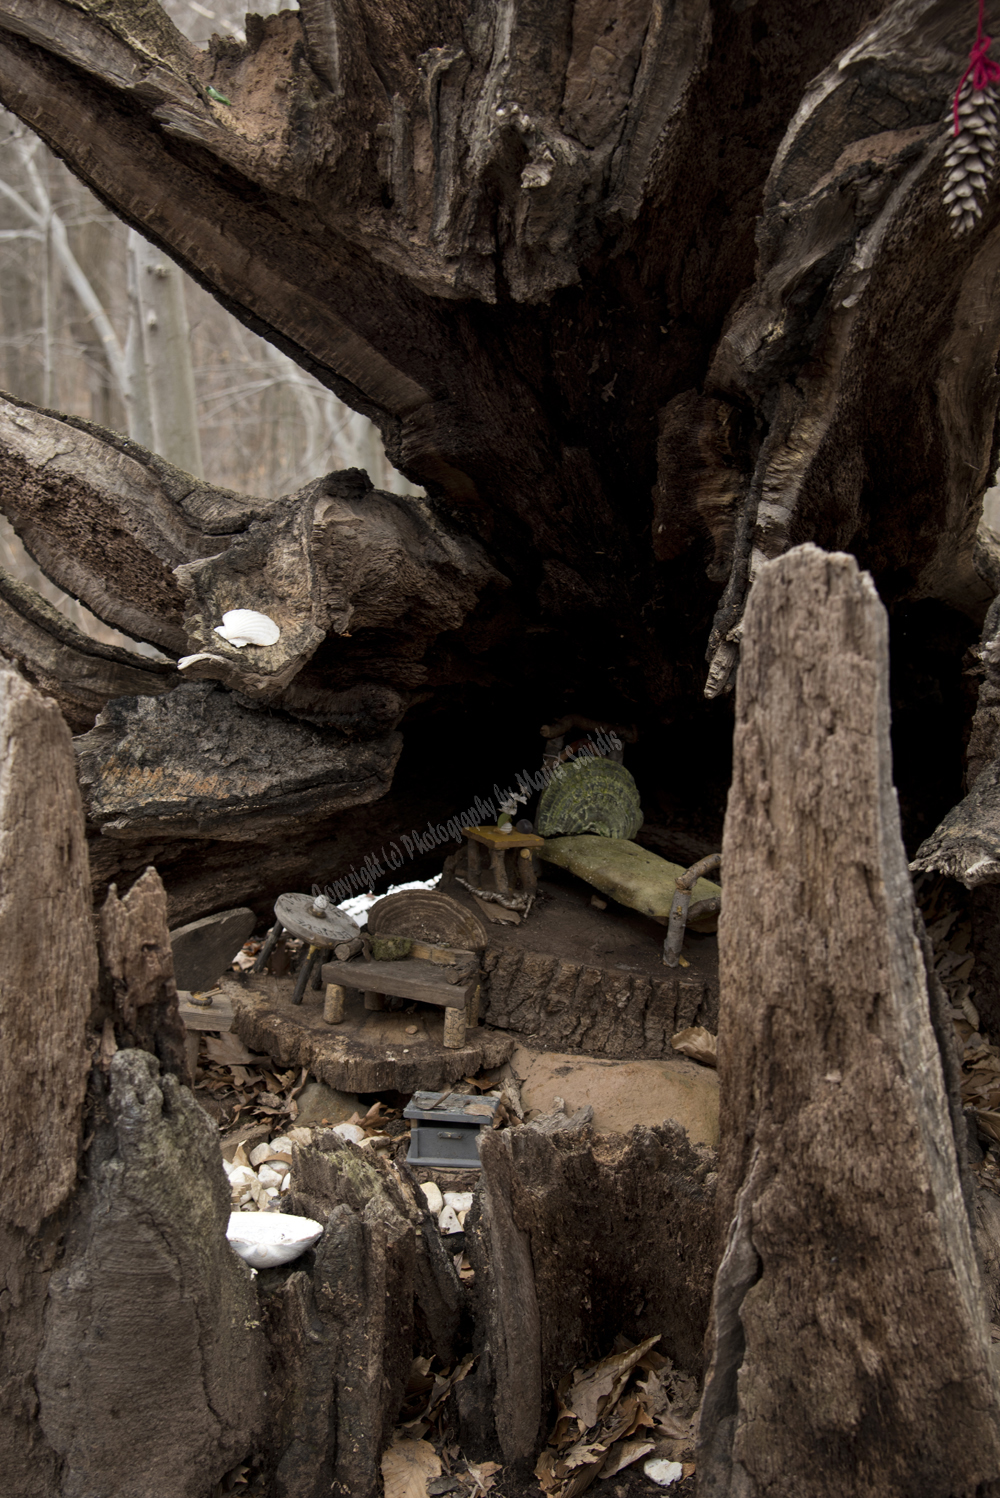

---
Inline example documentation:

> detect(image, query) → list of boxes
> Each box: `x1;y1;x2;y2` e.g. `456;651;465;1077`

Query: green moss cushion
539;835;720;926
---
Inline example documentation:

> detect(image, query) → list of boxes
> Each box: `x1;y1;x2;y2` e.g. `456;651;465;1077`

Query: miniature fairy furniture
320;890;489;1049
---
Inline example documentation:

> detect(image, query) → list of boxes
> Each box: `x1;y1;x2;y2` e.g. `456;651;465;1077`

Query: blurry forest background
0;0;419;661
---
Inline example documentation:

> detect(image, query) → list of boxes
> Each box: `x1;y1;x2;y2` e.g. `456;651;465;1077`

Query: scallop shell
213;609;280;648
226;1210;323;1268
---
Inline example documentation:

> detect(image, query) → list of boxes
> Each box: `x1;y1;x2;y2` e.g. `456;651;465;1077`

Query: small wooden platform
228;977;513;1094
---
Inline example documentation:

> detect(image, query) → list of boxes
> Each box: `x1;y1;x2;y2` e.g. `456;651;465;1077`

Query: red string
954;0;1000;133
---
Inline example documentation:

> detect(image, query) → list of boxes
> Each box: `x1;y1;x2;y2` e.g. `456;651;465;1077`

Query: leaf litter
534;1336;698;1498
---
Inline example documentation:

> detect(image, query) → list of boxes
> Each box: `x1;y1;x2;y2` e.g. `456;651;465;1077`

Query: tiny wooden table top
462;825;544;850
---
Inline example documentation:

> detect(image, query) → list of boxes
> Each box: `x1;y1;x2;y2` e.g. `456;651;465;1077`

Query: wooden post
443;1006;466;1048
324;983;346;1024
697;546;1000;1496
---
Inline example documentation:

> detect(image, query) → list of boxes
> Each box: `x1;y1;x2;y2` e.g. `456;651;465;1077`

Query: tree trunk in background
697;545;1000;1498
0;0;996;910
126;229;203;478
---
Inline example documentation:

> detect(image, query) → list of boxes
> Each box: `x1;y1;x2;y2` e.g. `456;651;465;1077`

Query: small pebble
643;1458;683;1488
405;1025;418;1035
443;1191;473;1213
270;1135;296;1153
439;1205;462;1234
257;1164;285;1189
249;1142;276;1167
332;1123;365;1144
420;1181;444;1215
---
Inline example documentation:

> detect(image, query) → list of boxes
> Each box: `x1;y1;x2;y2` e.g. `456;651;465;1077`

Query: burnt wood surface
0;2;994;916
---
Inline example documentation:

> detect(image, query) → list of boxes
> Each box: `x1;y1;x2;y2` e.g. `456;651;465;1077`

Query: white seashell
281;1173;292;1192
438;1205;462;1234
643;1459;684;1488
264;1186;280;1198
226;1210;323;1268
178;652;230;670
213;608;280;648
419;1181;444;1215
332;1122;366;1144
443;1191;473;1213
257;1164;286;1189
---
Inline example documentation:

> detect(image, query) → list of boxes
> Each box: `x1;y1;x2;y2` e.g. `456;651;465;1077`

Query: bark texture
466;1110;717;1466
37;1050;267;1498
482;946;715;1055
270;1133;465;1498
0;664;96;1498
98;865;189;1084
0;662;94;1233
0;2;995;907
697;544;1000;1498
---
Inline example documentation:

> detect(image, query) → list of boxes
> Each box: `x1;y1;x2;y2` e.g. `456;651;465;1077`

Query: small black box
404;1091;499;1169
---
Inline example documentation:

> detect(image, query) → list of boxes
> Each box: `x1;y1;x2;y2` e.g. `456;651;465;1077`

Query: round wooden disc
366;889;490;950
274;892;362;945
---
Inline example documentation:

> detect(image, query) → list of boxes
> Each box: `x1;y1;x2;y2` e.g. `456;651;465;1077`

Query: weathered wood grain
99;865;189;1083
482;946;714;1057
697;545;1000;1498
467;1110;717;1464
0;662;94;1233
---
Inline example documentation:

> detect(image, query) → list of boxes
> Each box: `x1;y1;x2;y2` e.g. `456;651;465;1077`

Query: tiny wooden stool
456;825;544;897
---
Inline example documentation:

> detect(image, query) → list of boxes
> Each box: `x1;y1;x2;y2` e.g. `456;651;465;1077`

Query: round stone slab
275;892;362;946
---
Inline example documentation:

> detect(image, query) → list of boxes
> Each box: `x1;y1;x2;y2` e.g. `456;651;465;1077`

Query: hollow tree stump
697;545;1000;1497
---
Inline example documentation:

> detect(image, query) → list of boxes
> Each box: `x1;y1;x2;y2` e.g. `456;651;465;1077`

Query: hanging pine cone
944;81;999;235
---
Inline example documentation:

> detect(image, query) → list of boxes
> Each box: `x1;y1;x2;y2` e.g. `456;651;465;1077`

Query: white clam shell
419;1181;444;1216
178;652;230;670
213;608;280;648
332;1122;365;1144
226;1210;323;1268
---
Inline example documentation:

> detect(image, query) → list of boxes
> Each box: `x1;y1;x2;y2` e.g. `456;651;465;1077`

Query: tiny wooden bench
320;957;481;1048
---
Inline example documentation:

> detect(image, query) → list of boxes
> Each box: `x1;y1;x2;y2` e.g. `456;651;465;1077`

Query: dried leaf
598;1439;656;1479
381;1435;442;1498
466;1459;501;1494
204;1033;265;1066
669;1026;717;1067
565;1335;660;1431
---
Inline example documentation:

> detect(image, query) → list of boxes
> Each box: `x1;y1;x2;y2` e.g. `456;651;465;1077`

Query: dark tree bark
0;1;995;910
698;545;1000;1498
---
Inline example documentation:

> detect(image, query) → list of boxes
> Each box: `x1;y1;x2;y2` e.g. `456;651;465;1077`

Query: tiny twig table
456;825;544;897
